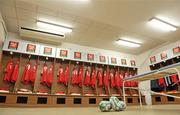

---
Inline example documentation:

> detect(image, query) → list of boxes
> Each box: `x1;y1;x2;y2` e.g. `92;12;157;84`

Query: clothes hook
28;55;31;61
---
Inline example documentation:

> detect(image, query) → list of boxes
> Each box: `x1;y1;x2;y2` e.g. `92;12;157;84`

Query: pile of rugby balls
99;96;126;112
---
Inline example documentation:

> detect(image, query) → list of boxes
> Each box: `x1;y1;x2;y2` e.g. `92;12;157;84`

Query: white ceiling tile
37;6;58;17
3;17;18;33
16;8;37;21
15;0;37;12
37;13;57;23
74;16;94;26
0;6;16;18
18;19;36;28
0;0;14;7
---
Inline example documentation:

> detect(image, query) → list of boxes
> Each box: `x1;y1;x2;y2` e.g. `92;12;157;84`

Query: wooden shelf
0;92;146;107
152;93;180;105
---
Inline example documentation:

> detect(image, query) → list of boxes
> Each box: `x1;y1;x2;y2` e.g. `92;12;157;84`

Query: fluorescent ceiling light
116;39;141;48
148;17;177;31
37;20;72;33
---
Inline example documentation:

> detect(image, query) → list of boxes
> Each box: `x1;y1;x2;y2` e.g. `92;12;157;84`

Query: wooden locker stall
14;54;39;93
108;66;120;96
0;51;21;92
68;61;83;95
83;62;97;96
34;56;55;94
96;64;109;96
52;59;70;95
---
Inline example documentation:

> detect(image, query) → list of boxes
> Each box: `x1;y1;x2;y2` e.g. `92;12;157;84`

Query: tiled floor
0;105;180;115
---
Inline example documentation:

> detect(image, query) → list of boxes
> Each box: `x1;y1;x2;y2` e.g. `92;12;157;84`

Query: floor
0;105;180;115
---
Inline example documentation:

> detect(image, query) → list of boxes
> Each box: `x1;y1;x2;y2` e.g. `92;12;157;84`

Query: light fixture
116;39;141;48
36;20;72;33
148;17;177;31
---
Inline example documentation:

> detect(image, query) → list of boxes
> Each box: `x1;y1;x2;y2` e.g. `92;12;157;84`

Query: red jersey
71;67;78;85
57;65;64;84
97;70;103;87
158;78;166;87
119;74;124;87
29;63;37;84
170;74;179;83
114;71;120;88
109;71;115;88
64;66;69;86
3;59;14;82
103;70;108;88
21;62;31;84
46;64;54;87
124;72;131;87
90;69;96;88
78;67;83;87
84;69;91;86
41;63;48;85
11;60;20;83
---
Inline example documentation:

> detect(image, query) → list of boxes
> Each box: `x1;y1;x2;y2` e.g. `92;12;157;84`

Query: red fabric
41;63;48;85
57;65;64;84
78;67;83;87
158;78;166;87
129;74;135;87
71;67;78;85
103;70;108;88
64;66;69;86
11;60;20;83
109;71;115;88
133;73;138;87
21;62;31;84
114;71;120;88
119;74;124;87
170;74;178;83
84;69;91;86
29;63;37;84
46;64;54;87
97;70;103;87
90;69;96;88
3;59;14;82
124;72;131;87
134;81;138;87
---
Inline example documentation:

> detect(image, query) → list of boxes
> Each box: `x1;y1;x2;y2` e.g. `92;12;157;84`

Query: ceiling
0;0;180;55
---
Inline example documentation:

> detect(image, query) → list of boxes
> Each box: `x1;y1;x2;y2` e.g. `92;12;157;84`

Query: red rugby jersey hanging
41;63;48;85
3;59;14;82
21;62;31;84
170;74;179;83
29;63;37;84
11;59;20;83
84;68;91;86
46;64;54;87
129;74;135;87
71;67;78;85
114;70;120;88
124;72;131;87
57;65;64;84
119;73;124;87
90;69;96;88
133;73;138;87
103;70;108;88
97;69;103;87
64;66;69;86
158;78;166;87
78;67;83;87
109;70;115;88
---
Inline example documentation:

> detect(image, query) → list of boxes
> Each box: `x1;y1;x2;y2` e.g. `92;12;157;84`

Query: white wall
0;12;7;64
137;40;180;105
